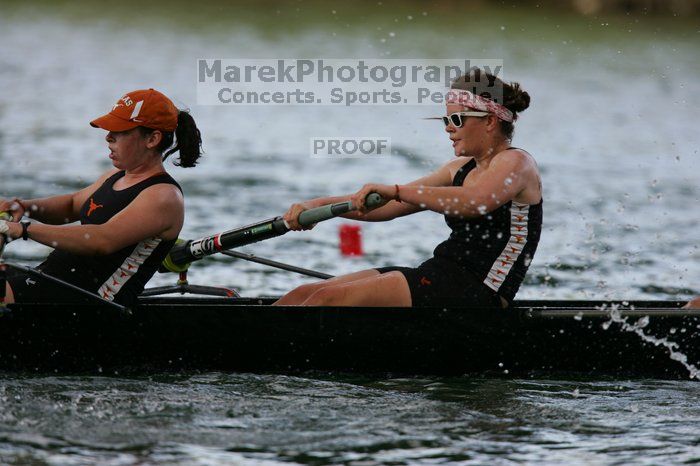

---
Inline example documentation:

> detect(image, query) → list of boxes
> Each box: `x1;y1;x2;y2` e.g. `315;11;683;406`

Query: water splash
600;303;699;380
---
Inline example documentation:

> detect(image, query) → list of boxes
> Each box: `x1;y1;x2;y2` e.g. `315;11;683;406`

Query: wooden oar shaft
168;193;383;266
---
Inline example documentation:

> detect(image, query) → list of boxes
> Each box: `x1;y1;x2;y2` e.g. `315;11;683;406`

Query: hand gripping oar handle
295;193;382;226
0;212;12;258
166;193;383;267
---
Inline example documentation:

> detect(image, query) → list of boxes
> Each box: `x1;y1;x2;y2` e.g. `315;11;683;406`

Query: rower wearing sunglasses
275;71;542;308
0;89;202;306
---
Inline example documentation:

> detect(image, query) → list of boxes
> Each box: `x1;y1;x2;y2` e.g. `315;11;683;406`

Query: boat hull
0;298;696;379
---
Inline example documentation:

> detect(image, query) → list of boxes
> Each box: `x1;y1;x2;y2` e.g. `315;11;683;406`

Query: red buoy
339;224;363;256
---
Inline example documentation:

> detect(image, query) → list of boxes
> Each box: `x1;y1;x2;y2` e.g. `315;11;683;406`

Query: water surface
2;373;700;465
0;3;699;464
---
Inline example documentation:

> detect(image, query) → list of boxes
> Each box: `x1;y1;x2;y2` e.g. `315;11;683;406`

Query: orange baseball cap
90;88;179;132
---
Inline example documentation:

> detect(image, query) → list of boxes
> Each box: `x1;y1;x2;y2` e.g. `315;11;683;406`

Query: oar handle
165;193;385;268
297;192;383;227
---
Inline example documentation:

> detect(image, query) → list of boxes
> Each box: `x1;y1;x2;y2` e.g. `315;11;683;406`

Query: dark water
2;373;700;465
1;1;700;464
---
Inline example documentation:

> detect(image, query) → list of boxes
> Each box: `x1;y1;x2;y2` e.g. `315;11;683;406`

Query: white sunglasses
425;111;489;128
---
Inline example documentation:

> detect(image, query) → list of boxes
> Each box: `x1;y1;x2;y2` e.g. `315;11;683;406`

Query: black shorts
376;257;503;308
5;266;95;304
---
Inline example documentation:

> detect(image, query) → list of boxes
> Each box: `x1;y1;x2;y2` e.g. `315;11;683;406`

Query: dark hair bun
505;82;530;114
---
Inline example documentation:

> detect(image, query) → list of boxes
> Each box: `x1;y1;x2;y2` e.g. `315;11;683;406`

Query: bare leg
3;282;14;304
301;271;411;307
273;269;381;305
683;296;700;309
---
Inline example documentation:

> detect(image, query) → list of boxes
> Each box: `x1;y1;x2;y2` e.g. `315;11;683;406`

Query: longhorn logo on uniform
87;198;104;217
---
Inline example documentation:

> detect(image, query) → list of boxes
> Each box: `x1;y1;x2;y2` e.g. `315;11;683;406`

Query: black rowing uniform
378;154;543;308
7;171;181;306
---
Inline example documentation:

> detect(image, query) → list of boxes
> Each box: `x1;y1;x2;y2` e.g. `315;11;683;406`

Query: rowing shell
1;297;696;379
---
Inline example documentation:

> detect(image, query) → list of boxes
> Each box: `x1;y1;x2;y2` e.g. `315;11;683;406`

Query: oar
221;250;333;279
165;193;383;268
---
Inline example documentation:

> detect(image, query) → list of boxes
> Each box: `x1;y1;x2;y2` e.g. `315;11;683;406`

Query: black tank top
38;171;182;306
432;156;543;302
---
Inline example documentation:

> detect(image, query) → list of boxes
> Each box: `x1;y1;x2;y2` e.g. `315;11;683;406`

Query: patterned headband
446;89;514;123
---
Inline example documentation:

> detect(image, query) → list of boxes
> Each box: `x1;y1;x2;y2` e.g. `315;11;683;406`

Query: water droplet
635;316;649;328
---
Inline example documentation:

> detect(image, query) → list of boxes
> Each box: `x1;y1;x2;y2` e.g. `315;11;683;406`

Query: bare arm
352;151;537;218
17;183;183;255
4;169;119;224
15;194;75;224
357;159;458;221
396;151;534;217
285;159;459;227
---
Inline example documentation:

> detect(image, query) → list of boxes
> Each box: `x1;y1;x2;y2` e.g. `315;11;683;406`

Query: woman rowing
0;88;202;306
275;71;541;308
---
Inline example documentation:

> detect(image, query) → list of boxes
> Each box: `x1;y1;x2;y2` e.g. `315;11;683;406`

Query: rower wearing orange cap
0;88;202;306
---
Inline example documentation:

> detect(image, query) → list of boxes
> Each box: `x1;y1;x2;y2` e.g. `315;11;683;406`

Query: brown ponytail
139;110;203;168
